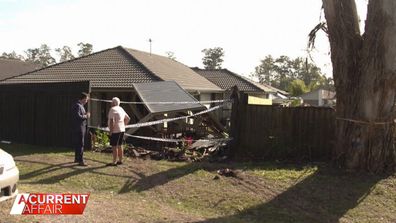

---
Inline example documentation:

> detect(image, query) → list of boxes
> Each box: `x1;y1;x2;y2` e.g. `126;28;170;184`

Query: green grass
0;143;395;223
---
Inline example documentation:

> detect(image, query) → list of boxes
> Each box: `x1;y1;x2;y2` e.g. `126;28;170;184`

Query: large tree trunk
323;0;396;173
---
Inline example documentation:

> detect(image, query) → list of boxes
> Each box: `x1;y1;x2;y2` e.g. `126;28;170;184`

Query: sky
0;0;368;77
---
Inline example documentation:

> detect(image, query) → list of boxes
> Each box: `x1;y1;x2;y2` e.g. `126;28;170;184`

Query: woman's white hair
112;97;121;106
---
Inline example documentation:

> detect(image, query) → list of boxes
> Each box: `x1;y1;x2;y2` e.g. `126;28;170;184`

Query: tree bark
323;0;396;173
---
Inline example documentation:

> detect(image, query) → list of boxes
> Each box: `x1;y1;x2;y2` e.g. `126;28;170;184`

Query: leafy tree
321;76;335;91
3;42;94;66
24;48;39;64
321;0;396;172
55;46;75;62
252;55;276;84
77;42;93;57
251;55;329;92
288;79;309;96
0;51;24;60
25;44;56;67
201;47;224;69
165;51;176;60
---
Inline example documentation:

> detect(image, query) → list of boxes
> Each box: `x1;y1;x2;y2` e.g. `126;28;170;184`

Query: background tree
77;42;93;57
321;0;396;172
251;55;330;93
288;79;309;96
201;47;224;69
272;56;294;90
25;44;56;67
252;55;277;84
2;42;94;66
55;46;75;62
165;51;176;60
0;51;24;60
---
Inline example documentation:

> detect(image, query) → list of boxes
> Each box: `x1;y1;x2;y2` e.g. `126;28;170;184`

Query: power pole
149;38;152;55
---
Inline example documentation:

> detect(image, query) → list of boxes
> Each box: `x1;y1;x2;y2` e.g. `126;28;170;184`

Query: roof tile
191;68;263;92
124;48;222;92
1;47;222;92
0;59;39;80
0;47;160;88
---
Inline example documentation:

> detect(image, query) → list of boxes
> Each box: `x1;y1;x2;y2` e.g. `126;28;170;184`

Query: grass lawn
0;143;395;223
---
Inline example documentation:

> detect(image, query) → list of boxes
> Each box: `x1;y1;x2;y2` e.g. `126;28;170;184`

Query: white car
0;149;19;202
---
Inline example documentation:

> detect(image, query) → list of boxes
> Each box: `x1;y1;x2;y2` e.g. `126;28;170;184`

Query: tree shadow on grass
1;143;70;157
18;161;79;180
118;162;225;194
16;158;138;185
194;166;390;223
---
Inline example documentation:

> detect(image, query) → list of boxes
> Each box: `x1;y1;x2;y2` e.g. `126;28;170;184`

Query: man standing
107;97;130;166
72;92;90;166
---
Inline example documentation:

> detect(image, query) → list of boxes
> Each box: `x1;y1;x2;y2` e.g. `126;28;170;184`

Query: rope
89;127;231;143
90;98;232;105
336;117;394;125
90;103;224;131
124;133;232;143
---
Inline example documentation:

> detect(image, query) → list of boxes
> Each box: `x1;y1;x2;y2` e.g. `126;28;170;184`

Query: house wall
301;90;320;100
212;93;225;124
89;92;101;127
320;90;336;106
301;90;320;106
304;99;320;106
248;95;272;105
196;92;227;127
248;93;268;99
301;89;336;107
220;91;232;129
268;93;277;100
89;91;137;128
200;93;212;108
318;90;324;106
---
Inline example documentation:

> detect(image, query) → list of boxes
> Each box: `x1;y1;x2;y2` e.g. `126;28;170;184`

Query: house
0;46;224;147
300;88;336;106
191;67;288;124
191;67;288;102
0;58;38;81
1;46;223;126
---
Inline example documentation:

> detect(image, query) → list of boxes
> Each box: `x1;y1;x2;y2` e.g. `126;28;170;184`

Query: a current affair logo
10;193;90;215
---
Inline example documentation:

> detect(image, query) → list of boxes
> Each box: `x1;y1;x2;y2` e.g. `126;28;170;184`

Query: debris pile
94;138;230;162
213;168;238;180
216;168;236;177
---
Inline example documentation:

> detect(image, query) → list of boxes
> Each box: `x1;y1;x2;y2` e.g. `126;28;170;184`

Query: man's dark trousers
73;127;86;163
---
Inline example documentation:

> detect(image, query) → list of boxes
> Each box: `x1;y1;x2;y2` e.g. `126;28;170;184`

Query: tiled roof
0;59;38;81
191;67;279;93
1;47;222;92
0;47;160;88
124;48;221;92
259;82;289;95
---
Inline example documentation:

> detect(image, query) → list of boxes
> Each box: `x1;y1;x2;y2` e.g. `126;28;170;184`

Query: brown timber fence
230;89;335;161
0;81;90;148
